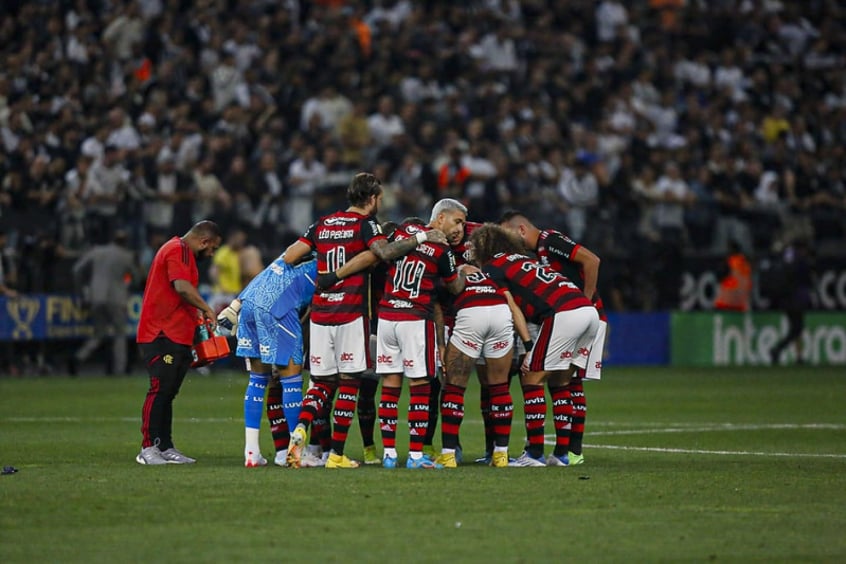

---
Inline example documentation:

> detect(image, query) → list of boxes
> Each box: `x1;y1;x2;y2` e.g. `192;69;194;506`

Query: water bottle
197;321;210;342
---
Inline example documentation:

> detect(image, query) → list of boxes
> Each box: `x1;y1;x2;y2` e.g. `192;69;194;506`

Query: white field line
537;423;846;458
578;444;846;459
587;423;846;436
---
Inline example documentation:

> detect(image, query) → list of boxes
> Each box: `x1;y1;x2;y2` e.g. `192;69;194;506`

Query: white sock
384;447;398;459
441;448;456;455
245;428;260;458
409;451;423;460
494;446;508;454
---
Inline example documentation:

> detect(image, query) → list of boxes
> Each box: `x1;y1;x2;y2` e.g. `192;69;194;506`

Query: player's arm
173;279;216;328
504;290;532;351
433;302;446;345
572;246;601;302
433;302;446;373
548;233;601;301
445;262;481;295
282;240;312;265
368;228;449;261
316;250;380;290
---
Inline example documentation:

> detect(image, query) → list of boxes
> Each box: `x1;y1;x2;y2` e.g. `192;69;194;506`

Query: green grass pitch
1;366;845;562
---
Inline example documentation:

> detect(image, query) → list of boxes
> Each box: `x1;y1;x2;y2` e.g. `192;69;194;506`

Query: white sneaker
136;446;167;465
507;451;546;467
274;450;288;467
300;450;326;468
160;447;196;464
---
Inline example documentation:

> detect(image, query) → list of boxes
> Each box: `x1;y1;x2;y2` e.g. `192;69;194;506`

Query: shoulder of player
160;237;192;263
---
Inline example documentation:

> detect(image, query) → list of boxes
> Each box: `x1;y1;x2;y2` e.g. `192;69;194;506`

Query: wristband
522;339;534;352
415;231;427;245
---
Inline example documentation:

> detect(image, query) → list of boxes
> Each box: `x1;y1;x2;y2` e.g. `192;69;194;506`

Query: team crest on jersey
163;354;174;365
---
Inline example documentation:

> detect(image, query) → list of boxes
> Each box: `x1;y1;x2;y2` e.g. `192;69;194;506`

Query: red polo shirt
137;237;199;345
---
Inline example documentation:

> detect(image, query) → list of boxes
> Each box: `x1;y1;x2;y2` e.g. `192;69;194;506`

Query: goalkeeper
217;255;316;467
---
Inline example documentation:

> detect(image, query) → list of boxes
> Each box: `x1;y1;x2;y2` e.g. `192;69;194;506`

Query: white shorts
449;304;513;360
375;318;437;379
584;320;608;380
526;307;600;373
308;318;370;376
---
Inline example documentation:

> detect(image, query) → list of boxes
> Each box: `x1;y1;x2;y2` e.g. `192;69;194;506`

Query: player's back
483;252;591;324
453;271;507;311
302;211;385;324
239;257;316;316
378;223;457;322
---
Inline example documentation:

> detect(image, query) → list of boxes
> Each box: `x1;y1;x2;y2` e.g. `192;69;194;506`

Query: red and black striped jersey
439;220;483;327
536;229;606;320
453;271;507;311
299;211;386;324
537;229;583;287
378;223;458;322
452;221;483;266
482;252;592;324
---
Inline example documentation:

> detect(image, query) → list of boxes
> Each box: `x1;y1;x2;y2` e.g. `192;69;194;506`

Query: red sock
569;376;586;455
266;378;289;451
408;383;431;454
522;384;546;458
488;382;513;448
379;386;401;450
330;379;360;455
299;380;336;429
440;383;466;450
549;385;572;457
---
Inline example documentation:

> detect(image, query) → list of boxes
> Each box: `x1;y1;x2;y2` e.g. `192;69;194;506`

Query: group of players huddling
217;172;607;470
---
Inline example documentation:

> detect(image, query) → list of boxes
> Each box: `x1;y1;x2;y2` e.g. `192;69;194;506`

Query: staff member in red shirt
135;220;222;465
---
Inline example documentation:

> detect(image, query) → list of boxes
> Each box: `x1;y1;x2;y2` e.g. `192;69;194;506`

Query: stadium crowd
1;0;845;314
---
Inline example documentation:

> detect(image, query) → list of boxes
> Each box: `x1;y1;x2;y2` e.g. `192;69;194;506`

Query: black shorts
139;337;193;379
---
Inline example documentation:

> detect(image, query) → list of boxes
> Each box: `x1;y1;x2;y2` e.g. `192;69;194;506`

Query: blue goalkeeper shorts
235;300;304;367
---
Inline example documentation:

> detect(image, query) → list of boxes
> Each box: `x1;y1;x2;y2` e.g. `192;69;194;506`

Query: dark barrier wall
603;312;670;366
2;297;844;367
680;255;846;312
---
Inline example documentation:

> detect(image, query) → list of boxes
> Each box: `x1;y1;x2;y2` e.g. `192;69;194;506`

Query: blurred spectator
558;153;600;241
209;227;247;312
714;240;752;312
286;144;325;235
367;95;404;149
70;230;138;375
0;228;18;298
654;161;695;244
81;144;128;244
770;239;815;364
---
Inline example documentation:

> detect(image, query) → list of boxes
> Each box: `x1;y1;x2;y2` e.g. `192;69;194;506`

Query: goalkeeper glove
217;301;241;332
